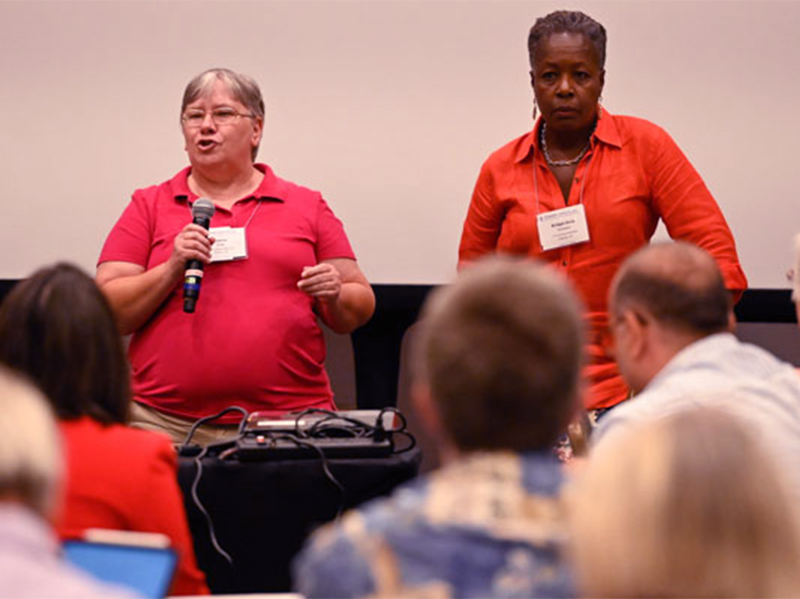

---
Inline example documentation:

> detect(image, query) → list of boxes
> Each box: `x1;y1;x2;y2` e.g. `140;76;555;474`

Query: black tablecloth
178;447;422;593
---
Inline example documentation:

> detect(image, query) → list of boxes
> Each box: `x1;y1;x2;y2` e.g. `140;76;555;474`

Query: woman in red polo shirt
95;69;375;444
459;10;747;424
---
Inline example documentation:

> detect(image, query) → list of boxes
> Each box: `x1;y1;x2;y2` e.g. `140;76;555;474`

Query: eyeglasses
181;107;255;128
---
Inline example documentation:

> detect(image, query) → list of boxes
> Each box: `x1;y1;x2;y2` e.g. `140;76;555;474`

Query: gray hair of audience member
415;256;585;452
528;10;607;70
610;241;731;336
181;68;266;161
568;407;800;598
0;365;62;518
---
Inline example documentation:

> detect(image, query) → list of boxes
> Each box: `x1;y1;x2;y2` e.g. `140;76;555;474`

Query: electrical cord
179;406;250;452
183;407;250;566
269;433;347;520
186;406;415;563
292;408;377;439
289;407;417;453
190;445;234;565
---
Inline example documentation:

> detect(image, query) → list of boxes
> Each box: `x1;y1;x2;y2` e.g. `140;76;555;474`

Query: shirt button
562;260;568;267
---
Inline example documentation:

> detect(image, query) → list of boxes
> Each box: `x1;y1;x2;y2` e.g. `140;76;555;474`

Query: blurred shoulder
59;418;173;459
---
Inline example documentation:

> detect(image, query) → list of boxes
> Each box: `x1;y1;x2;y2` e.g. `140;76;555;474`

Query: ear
529;70;535;89
411;381;442;439
621;308;649;360
410;381;458;464
599;68;606;92
251;117;264;148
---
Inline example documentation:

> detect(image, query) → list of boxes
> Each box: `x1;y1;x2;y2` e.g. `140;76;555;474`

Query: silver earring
532;99;539;122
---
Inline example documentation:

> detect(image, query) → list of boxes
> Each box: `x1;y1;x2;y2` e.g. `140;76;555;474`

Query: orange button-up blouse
459;110;747;410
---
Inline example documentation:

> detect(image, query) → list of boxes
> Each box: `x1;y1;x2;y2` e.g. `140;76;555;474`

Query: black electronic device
183;198;215;313
234;408;404;461
236;434;394;461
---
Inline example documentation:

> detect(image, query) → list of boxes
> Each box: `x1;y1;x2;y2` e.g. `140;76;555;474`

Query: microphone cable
182;407;250;566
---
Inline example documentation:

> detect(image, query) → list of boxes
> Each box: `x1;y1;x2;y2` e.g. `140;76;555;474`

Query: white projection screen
1;0;798;288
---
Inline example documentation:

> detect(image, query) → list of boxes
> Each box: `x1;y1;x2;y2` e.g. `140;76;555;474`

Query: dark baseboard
732;289;795;323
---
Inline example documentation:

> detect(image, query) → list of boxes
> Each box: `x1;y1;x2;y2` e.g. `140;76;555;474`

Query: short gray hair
528;11;607;69
0;365;62;517
181;68;266;161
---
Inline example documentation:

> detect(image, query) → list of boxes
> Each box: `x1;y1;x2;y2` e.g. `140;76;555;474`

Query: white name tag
209;227;248;262
537;204;590;251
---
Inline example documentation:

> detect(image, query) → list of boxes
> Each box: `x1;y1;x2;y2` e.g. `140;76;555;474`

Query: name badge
209;227;248;262
537;204;590;251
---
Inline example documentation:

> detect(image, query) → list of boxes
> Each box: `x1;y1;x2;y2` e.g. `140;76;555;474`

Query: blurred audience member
0;365;138;597
294;256;585;598
595;242;800;498
569;407;800;597
0;263;208;596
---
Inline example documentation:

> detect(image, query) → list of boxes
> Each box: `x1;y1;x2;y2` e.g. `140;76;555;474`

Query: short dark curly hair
528;10;607;69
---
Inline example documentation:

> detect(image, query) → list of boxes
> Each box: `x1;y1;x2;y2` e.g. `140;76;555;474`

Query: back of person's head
610;241;731;337
0;262;130;424
569;407;800;598
416;256;584;452
0;365;62;519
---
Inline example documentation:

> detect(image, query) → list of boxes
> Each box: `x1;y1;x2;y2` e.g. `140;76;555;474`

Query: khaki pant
129;402;241;447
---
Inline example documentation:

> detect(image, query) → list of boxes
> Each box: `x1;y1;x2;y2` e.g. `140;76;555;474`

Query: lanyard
188;198;262;229
241;200;262;230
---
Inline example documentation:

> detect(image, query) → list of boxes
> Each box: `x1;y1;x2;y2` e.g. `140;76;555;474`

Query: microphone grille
192;198;216;220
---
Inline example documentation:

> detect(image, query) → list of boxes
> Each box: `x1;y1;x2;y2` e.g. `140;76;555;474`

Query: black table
178;446;421;594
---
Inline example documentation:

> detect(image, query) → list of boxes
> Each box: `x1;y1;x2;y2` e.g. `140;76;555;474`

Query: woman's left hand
297;263;342;302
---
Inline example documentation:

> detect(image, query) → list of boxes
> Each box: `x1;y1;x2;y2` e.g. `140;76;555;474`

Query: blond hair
568;407;800;598
0;365;62;517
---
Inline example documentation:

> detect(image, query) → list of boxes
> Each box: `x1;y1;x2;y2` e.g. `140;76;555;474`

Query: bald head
610;242;731;336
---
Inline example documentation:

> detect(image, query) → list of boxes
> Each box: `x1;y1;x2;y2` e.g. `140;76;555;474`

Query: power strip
236;434;393;461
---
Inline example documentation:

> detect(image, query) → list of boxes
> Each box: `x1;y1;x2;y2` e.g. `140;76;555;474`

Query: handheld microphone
183;198;215;314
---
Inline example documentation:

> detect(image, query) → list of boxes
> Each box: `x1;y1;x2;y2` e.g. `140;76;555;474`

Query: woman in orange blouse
459;10;747;417
0;263;209;596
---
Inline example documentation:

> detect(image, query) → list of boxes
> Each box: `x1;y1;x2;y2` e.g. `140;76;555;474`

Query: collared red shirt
459;110;747;409
99;164;356;421
55;417;209;596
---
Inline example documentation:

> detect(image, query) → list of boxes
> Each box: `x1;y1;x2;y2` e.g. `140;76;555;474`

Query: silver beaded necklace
540;121;593;167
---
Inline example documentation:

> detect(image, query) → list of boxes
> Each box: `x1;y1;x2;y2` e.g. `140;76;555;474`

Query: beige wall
1;0;797;287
